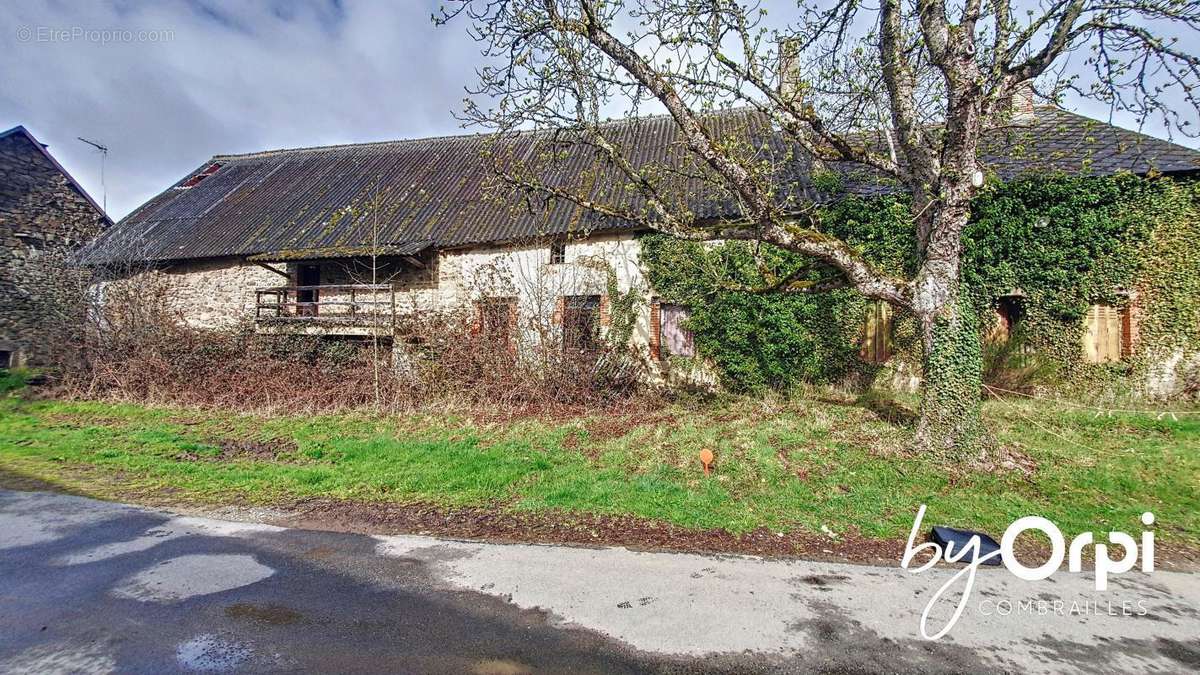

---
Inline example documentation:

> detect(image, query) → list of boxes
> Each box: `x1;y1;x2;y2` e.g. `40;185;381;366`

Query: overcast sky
2;0;1196;221
2;1;483;219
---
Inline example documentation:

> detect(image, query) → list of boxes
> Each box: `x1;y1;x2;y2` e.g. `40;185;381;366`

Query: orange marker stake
699;448;714;476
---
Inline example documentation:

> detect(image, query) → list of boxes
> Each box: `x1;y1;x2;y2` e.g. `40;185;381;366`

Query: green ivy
639;235;870;391
641;173;1200;395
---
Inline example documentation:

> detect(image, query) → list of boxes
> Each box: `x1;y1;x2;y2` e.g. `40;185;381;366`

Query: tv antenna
77;137;108;214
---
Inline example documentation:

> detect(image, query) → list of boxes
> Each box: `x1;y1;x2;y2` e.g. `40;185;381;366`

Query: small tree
438;0;1200;456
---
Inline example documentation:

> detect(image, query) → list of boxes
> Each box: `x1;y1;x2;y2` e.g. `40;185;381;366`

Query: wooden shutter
860;301;893;363
660;304;695;357
649;298;662;361
1083;303;1122;363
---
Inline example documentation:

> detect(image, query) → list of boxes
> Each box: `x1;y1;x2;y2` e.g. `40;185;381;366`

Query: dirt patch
583;411;678;443
224;602;304;625
273;498;908;565
244;497;1200;571
798;574;851;586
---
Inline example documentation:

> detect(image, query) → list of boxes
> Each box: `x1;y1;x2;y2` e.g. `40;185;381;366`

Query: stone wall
93;232;707;381
436;233;655;356
106;233;657;351
98;258;287;329
0;130;107;367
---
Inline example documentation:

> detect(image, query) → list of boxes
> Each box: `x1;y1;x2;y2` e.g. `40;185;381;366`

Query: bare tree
437;0;1200;456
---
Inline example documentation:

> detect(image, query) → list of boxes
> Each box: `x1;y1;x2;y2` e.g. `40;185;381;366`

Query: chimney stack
1009;82;1037;125
778;40;802;105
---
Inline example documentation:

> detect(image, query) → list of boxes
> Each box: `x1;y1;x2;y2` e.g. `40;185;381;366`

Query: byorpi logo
901;505;1155;640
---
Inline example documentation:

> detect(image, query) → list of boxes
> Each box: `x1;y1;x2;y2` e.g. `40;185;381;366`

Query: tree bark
910;182;987;458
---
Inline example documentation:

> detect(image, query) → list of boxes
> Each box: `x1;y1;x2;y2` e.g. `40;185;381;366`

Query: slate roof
79;107;1200;264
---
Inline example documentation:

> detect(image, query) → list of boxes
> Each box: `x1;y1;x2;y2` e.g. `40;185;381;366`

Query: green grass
0;386;1196;547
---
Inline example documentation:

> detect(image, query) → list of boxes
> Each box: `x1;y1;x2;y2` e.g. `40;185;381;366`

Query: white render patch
166;515;286;536
375;535;1200;670
54;516;285;566
175;634;251;673
112;554;275;603
55;526;182;565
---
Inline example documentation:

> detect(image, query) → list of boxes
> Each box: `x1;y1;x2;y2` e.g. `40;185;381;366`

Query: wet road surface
1;489;1197;673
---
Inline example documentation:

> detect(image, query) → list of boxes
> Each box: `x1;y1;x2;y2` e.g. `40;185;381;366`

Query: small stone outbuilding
0;125;110;367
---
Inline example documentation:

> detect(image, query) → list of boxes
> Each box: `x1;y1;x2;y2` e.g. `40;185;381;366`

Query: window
0;350;11;369
1083;303;1127;363
660;304;695;357
549;240;566;265
478;297;516;348
860;300;893;363
562;295;601;352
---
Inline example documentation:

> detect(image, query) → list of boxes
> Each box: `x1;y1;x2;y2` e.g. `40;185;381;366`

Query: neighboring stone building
1;125;110;367
77;106;1199;387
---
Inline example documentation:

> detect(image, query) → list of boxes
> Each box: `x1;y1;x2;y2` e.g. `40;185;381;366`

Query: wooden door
296;265;320;316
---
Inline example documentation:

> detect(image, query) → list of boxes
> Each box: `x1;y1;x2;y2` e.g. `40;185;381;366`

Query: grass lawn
1;373;1196;551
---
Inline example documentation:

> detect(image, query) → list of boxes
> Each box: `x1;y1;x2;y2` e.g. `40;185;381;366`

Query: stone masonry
0;127;108;367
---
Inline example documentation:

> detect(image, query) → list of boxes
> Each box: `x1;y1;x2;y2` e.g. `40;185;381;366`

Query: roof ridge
209;107;755;162
210;132;486;161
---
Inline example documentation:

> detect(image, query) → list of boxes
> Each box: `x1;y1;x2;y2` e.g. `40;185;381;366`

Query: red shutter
649;298;662;361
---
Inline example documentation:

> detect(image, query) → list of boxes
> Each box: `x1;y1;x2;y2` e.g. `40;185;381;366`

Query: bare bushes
981;328;1057;395
52;268;651;414
61;310;649;413
72;325;393;411
49;275;388;410
398;308;646;411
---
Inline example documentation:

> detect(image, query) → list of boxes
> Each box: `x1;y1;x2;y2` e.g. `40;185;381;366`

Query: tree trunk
913;290;986;458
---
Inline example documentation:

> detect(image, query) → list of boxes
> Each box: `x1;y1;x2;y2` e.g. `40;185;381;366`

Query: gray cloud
2;0;1195;222
1;0;481;219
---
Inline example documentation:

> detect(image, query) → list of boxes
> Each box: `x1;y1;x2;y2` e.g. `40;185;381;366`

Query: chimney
1009;82;1037;125
778;39;802;105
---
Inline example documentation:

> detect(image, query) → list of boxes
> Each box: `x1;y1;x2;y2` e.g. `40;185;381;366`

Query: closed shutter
649;298;662;360
660;304;695;357
1083;303;1122;363
860;301;893;363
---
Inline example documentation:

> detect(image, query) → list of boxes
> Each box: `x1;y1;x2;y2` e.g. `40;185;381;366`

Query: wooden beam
252;261;291;280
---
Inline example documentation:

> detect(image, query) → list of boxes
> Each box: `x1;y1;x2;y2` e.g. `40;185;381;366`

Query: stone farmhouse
77;106;1199;382
1;125;110;368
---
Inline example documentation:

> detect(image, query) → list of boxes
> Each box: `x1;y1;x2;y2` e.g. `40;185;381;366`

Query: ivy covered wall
640;173;1200;397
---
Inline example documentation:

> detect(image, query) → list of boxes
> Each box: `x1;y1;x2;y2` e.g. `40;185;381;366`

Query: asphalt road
1;489;1197;674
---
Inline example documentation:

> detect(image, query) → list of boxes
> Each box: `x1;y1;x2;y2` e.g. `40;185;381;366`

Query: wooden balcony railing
254;284;396;329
